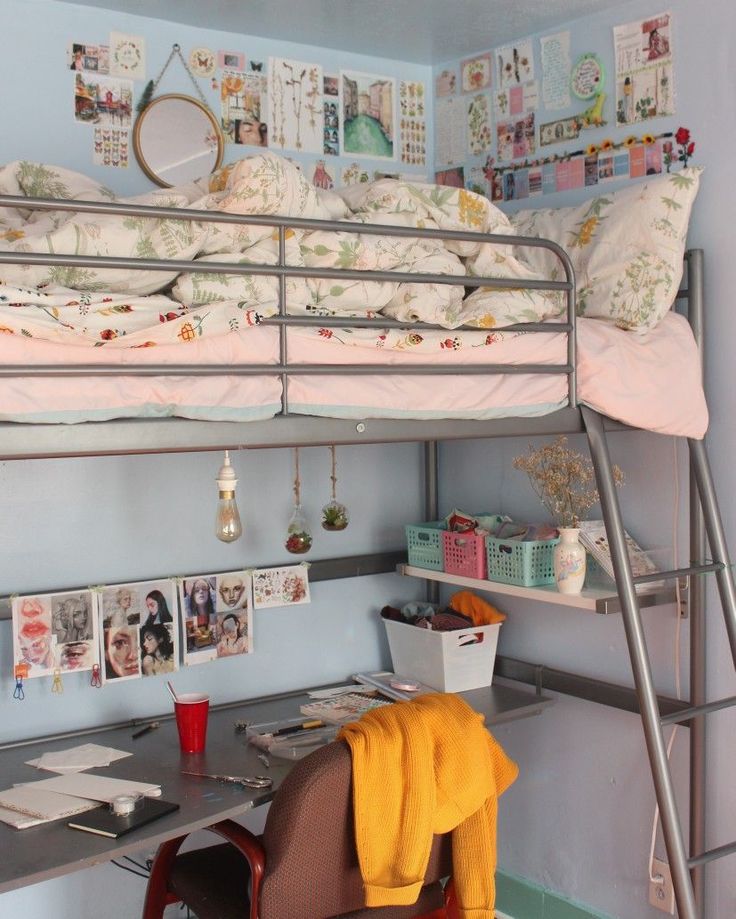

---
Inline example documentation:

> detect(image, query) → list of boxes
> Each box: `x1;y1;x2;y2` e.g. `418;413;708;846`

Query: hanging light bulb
215;450;243;543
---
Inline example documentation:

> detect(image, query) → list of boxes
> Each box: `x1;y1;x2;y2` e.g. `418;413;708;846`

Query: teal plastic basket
486;534;559;586
405;521;446;570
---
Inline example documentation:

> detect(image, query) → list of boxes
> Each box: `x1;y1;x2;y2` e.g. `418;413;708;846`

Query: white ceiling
56;0;628;63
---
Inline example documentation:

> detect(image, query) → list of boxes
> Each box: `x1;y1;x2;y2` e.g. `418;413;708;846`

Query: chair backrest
259;739;452;919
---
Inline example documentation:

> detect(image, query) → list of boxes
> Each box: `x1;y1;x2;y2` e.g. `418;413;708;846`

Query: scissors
181;770;273;789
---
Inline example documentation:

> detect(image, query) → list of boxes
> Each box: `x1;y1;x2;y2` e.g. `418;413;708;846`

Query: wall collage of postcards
433;10;689;204
12;565;310;699
70;31;428;190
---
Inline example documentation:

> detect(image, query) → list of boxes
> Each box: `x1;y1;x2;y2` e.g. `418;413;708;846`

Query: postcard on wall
189;46;216;78
460;53;492;93
218;50;245;71
434;166;465;189
401;118;426;166
434;96;466;167
614;11;674;125
311;158;335;189
465;164;490;198
74;73;133;128
399;81;425;118
68;42;109;74
324;75;340;156
252;564;310;610
341;162;370;186
494;82;538;119
109;32;145;80
178;575;217;665
221;71;268;147
13;589;98;680
92;127;129;168
98;579;177;683
496;112;536;162
539;115;581;147
340;70;395;160
435;68;457;98
495;38;534;89
541;31;571;110
466;94;492;156
269;57;323;154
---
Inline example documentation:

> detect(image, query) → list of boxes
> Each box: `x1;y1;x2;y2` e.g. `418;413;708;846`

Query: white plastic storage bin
383;618;501;693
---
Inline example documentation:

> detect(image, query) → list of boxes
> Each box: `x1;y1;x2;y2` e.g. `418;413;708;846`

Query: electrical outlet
649;857;675;914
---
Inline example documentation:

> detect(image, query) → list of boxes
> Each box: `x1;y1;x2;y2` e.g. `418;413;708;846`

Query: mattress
0;312;707;438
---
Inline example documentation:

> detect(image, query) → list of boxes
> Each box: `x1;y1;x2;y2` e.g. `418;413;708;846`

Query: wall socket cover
648;857;675;914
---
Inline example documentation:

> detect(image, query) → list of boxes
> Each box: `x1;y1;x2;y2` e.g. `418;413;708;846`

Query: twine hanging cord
137;43;209;112
330;444;337;502
293;447;301;505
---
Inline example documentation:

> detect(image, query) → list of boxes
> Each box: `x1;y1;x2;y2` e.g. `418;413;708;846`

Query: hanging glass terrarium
321;445;349;531
285;448;313;555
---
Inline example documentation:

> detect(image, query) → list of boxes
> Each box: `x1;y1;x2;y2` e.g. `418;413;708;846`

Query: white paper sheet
27;743;132;773
0;787;99;821
21;773;162;802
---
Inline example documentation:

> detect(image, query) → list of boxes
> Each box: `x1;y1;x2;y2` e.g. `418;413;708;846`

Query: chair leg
142;835;187;919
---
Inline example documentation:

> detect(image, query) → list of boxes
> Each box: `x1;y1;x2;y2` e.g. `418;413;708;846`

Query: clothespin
90;663;102;688
51;668;63;694
13;663;29;701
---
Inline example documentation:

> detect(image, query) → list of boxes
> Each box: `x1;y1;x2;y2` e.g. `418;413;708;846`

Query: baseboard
496;870;615;919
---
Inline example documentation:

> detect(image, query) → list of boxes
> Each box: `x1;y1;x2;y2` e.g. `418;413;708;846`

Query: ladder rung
632;562;723;585
660;694;736;725
688;839;736;868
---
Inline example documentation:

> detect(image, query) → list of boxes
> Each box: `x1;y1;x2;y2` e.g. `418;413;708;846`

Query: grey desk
0;681;550;895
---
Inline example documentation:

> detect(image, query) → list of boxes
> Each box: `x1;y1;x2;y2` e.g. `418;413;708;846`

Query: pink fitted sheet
0;313;707;437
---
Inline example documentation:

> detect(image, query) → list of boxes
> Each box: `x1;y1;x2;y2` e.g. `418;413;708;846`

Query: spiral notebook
67;797;179;839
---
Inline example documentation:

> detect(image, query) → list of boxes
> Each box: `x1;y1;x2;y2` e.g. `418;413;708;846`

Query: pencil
272;720;325;736
132;721;160;740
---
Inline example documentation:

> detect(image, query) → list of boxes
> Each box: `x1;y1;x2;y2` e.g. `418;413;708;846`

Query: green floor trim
496;870;615;919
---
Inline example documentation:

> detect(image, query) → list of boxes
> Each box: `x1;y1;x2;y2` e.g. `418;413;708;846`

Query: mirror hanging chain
137;43;209;113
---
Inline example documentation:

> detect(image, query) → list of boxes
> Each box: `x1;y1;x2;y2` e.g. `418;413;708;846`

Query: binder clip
90;663;102;688
13;663;29;701
51;668;63;694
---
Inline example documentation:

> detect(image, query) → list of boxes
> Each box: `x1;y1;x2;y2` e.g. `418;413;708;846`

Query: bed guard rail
0;194;578;410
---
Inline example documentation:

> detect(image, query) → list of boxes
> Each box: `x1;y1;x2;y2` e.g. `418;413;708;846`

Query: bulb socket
218;489;235;499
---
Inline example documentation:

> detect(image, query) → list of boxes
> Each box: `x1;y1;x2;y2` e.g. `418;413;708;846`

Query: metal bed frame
0;192;734;917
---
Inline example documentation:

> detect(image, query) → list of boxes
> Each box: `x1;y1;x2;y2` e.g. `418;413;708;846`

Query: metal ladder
582;405;736;918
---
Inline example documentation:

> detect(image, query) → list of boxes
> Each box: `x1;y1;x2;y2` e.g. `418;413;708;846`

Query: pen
272;719;325;736
132;721;160;740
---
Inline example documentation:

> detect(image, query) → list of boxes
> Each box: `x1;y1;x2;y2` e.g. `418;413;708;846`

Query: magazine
579;520;663;590
299;690;393;724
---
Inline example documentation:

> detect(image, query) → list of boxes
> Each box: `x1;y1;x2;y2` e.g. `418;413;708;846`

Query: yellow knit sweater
338;692;518;919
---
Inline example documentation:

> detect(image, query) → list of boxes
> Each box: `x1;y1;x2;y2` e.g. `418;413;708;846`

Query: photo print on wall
341;70;396;160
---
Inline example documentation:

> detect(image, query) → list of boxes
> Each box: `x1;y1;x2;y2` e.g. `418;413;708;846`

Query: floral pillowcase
508;167;703;332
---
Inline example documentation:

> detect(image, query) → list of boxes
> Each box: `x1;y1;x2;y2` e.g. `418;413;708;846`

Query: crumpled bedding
0;152;562;345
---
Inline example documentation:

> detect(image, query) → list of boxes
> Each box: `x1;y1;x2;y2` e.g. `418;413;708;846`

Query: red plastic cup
174;692;210;753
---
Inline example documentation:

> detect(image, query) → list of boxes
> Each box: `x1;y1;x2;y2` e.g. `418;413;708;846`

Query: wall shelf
398;564;680;614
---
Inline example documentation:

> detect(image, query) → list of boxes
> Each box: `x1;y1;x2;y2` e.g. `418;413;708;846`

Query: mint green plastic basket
485;534;559;586
405;521;446;571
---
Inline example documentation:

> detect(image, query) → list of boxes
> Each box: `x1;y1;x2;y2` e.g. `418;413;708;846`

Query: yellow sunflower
642;133;656;145
586;143;598;156
623;135;638;147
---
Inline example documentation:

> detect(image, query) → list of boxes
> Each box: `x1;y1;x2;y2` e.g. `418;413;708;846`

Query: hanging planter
321;446;349;531
285;448;313;555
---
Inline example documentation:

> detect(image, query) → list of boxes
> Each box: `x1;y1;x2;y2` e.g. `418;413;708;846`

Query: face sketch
142;630;158;655
19;624;52;667
146;596;159;616
192;580;210;607
117;589;133;609
107;627;139;678
71;600;89;634
61;642;90;670
218;576;245;609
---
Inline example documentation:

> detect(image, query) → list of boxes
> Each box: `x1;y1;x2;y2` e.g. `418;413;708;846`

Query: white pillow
509;167;702;332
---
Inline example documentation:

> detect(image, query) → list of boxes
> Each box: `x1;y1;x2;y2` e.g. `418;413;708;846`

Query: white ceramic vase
553;527;586;594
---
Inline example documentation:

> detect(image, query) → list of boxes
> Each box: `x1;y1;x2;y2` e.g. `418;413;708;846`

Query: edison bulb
215;450;243;543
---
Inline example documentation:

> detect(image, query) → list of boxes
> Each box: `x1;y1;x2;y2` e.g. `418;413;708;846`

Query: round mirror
133;94;223;187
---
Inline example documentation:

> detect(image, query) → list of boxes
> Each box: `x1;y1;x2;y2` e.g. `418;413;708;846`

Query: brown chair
142;740;457;919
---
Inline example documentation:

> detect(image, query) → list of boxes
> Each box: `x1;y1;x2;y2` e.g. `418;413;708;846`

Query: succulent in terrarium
322;500;349;531
285;503;313;554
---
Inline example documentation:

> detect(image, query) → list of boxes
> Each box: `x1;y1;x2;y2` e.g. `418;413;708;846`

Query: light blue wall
2;1;735;918
1;0;431;195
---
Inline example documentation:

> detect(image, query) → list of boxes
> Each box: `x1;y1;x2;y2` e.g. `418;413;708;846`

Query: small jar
321;500;349;531
285;504;313;554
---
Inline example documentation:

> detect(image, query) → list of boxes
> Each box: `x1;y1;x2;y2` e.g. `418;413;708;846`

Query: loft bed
0;154;721;916
0;153;706;459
